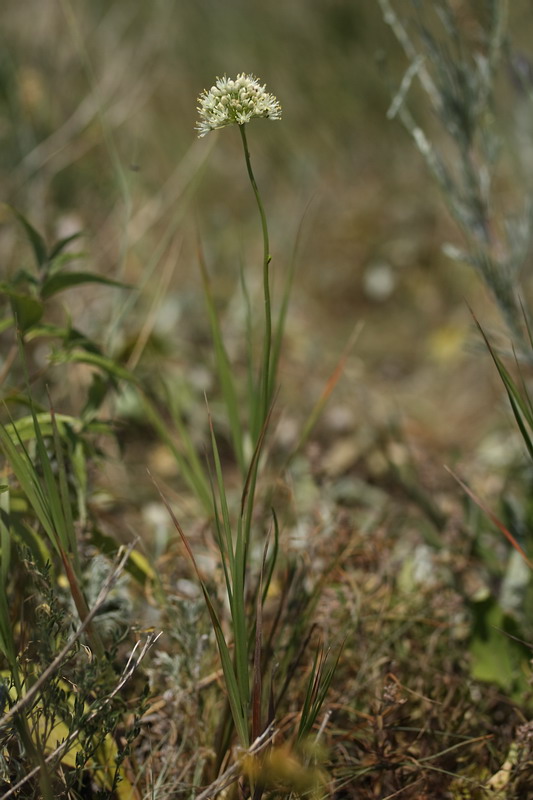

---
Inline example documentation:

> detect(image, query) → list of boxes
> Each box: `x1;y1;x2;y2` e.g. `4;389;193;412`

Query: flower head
196;73;282;137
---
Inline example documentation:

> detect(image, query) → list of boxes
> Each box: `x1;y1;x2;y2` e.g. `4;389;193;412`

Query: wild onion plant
152;73;338;795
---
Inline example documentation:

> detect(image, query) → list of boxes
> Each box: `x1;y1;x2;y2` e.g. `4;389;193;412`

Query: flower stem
239;123;272;433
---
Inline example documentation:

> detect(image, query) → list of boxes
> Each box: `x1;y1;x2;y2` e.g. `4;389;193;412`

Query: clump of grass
0;211;157;797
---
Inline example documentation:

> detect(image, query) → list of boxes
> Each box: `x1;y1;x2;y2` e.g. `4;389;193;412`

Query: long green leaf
3;289;44;332
297;643;342;742
48;231;84;262
206;404;249;708
41;271;130;300
0;487;16;667
30;399;70;555
4;413;82;442
473;315;533;458
445;465;533;569
0;484;11;588
152;478;249;746
206;402;235;572
50;349;138;383
0;421;59;555
262;509;279;606
0;585;16;666
232;516;250;710
205;463;234;607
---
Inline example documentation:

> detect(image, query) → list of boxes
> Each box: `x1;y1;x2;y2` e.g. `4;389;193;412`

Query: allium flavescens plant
193;73;283;754
150;75;331;792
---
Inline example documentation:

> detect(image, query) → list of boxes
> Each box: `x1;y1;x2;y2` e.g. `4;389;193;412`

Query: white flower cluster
196;73;281;137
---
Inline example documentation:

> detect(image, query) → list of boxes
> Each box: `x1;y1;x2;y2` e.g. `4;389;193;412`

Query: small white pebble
362;260;397;301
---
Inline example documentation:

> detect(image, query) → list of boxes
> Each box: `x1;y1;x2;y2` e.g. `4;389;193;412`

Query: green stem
239;124;272;434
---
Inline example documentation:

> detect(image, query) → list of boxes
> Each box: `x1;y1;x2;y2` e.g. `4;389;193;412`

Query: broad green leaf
2;411;109;441
3;412;81;441
41;271;130;299
48;231;84;261
127;548;157;585
90;528;157;586
12;517;50;569
22;322;70;341
469;596;531;698
51;348;138;383
63;326;103;354
4;290;43;332
0;270;38;291
45;250;86;278
83;372;111;418
7;206;48;268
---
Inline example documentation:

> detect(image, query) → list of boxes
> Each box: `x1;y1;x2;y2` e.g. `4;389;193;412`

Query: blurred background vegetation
3;0;522;451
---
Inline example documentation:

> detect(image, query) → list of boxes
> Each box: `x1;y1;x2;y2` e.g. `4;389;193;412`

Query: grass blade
206;398;236;574
473;312;533;459
445;465;533;569
297;642;342;743
152;475;249;746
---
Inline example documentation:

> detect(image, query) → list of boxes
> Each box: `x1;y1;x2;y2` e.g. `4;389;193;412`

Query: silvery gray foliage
379;0;533;349
83;555;132;639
